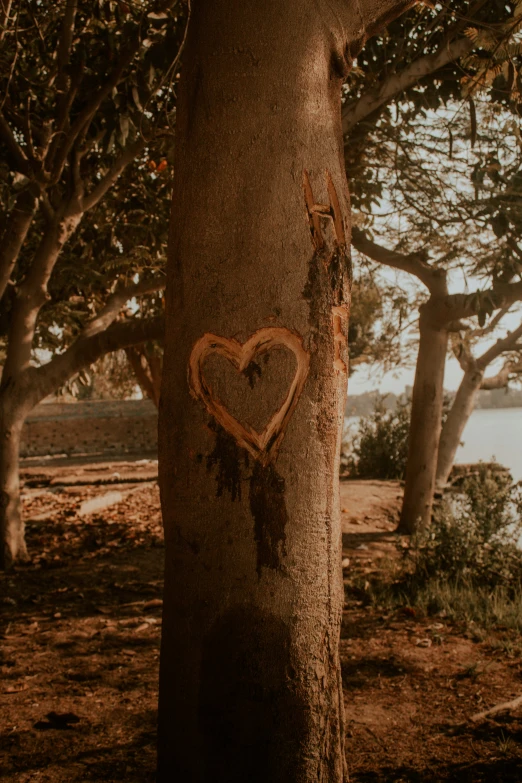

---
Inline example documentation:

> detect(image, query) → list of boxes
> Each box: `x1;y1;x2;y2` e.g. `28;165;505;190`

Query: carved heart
188;327;310;464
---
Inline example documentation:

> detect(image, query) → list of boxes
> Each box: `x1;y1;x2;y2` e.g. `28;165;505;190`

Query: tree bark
0;378;36;569
156;2;357;780
157;0;417;778
0;189;37;302
398;303;448;534
435;366;484;489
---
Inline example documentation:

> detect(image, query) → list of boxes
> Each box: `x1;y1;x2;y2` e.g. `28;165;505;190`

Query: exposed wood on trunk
188;328;310;465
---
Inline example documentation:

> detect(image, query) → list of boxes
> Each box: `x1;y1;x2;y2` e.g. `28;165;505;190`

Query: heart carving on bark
188;327;310;464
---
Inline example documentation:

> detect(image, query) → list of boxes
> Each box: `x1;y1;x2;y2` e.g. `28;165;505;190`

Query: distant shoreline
346;389;522;418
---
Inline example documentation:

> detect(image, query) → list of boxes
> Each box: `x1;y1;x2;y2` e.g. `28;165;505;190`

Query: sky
346;99;522;398
349;354;464;396
350;303;522;397
348;264;522;397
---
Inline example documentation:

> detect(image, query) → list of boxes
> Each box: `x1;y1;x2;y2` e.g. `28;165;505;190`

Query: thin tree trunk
0;383;33;569
0;189;37;302
157;2;360;780
125;345;162;407
435;367;484;489
398;305;448;534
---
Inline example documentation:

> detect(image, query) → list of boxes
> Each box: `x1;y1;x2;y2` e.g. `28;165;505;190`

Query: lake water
456;407;522;481
346;407;522;481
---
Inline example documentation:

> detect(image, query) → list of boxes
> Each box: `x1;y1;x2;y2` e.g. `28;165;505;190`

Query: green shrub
408;465;522;591
357;466;522;631
344;395;410;480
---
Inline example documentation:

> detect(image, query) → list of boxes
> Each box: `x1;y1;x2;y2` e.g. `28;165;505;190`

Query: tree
352;232;522;531
436;316;522;487
337;0;522;533
342;0;522;214
157;1;420;780
0;0;184;567
0;0;506;567
346;0;522;533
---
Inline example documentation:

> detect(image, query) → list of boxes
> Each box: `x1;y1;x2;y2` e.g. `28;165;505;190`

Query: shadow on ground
353;758;522;782
0;482;164;782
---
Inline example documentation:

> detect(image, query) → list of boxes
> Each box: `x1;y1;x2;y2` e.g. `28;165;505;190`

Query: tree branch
125;345;161;407
47;38;141;183
31;315;165;403
56;0;78;83
450;333;475;372
439;281;522;326
468;305;513;339
0;112;31;175
509;239;522;262
342;37;473;133
0;0;13;44
83;137;147;211
481;358;522;390
3;209;83;377
82;276;166;339
351;226;447;295
341;0;420;58
477;319;522;369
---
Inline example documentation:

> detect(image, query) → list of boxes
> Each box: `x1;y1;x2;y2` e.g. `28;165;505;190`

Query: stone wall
21;400;158;458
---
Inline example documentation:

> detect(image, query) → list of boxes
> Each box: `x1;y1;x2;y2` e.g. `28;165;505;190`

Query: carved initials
303;169;346;250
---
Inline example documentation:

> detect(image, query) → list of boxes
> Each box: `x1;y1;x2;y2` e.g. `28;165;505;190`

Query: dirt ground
2;464;522;781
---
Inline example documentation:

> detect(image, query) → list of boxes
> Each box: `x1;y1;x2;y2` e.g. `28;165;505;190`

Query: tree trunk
125;345;162;407
398;304;448;534
435;366;484;489
0;382;33;569
157;2;362;780
0;189;37;302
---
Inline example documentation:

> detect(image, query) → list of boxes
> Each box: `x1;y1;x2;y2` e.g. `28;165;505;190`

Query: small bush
409;466;522;591
344;396;410;480
359;466;522;631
